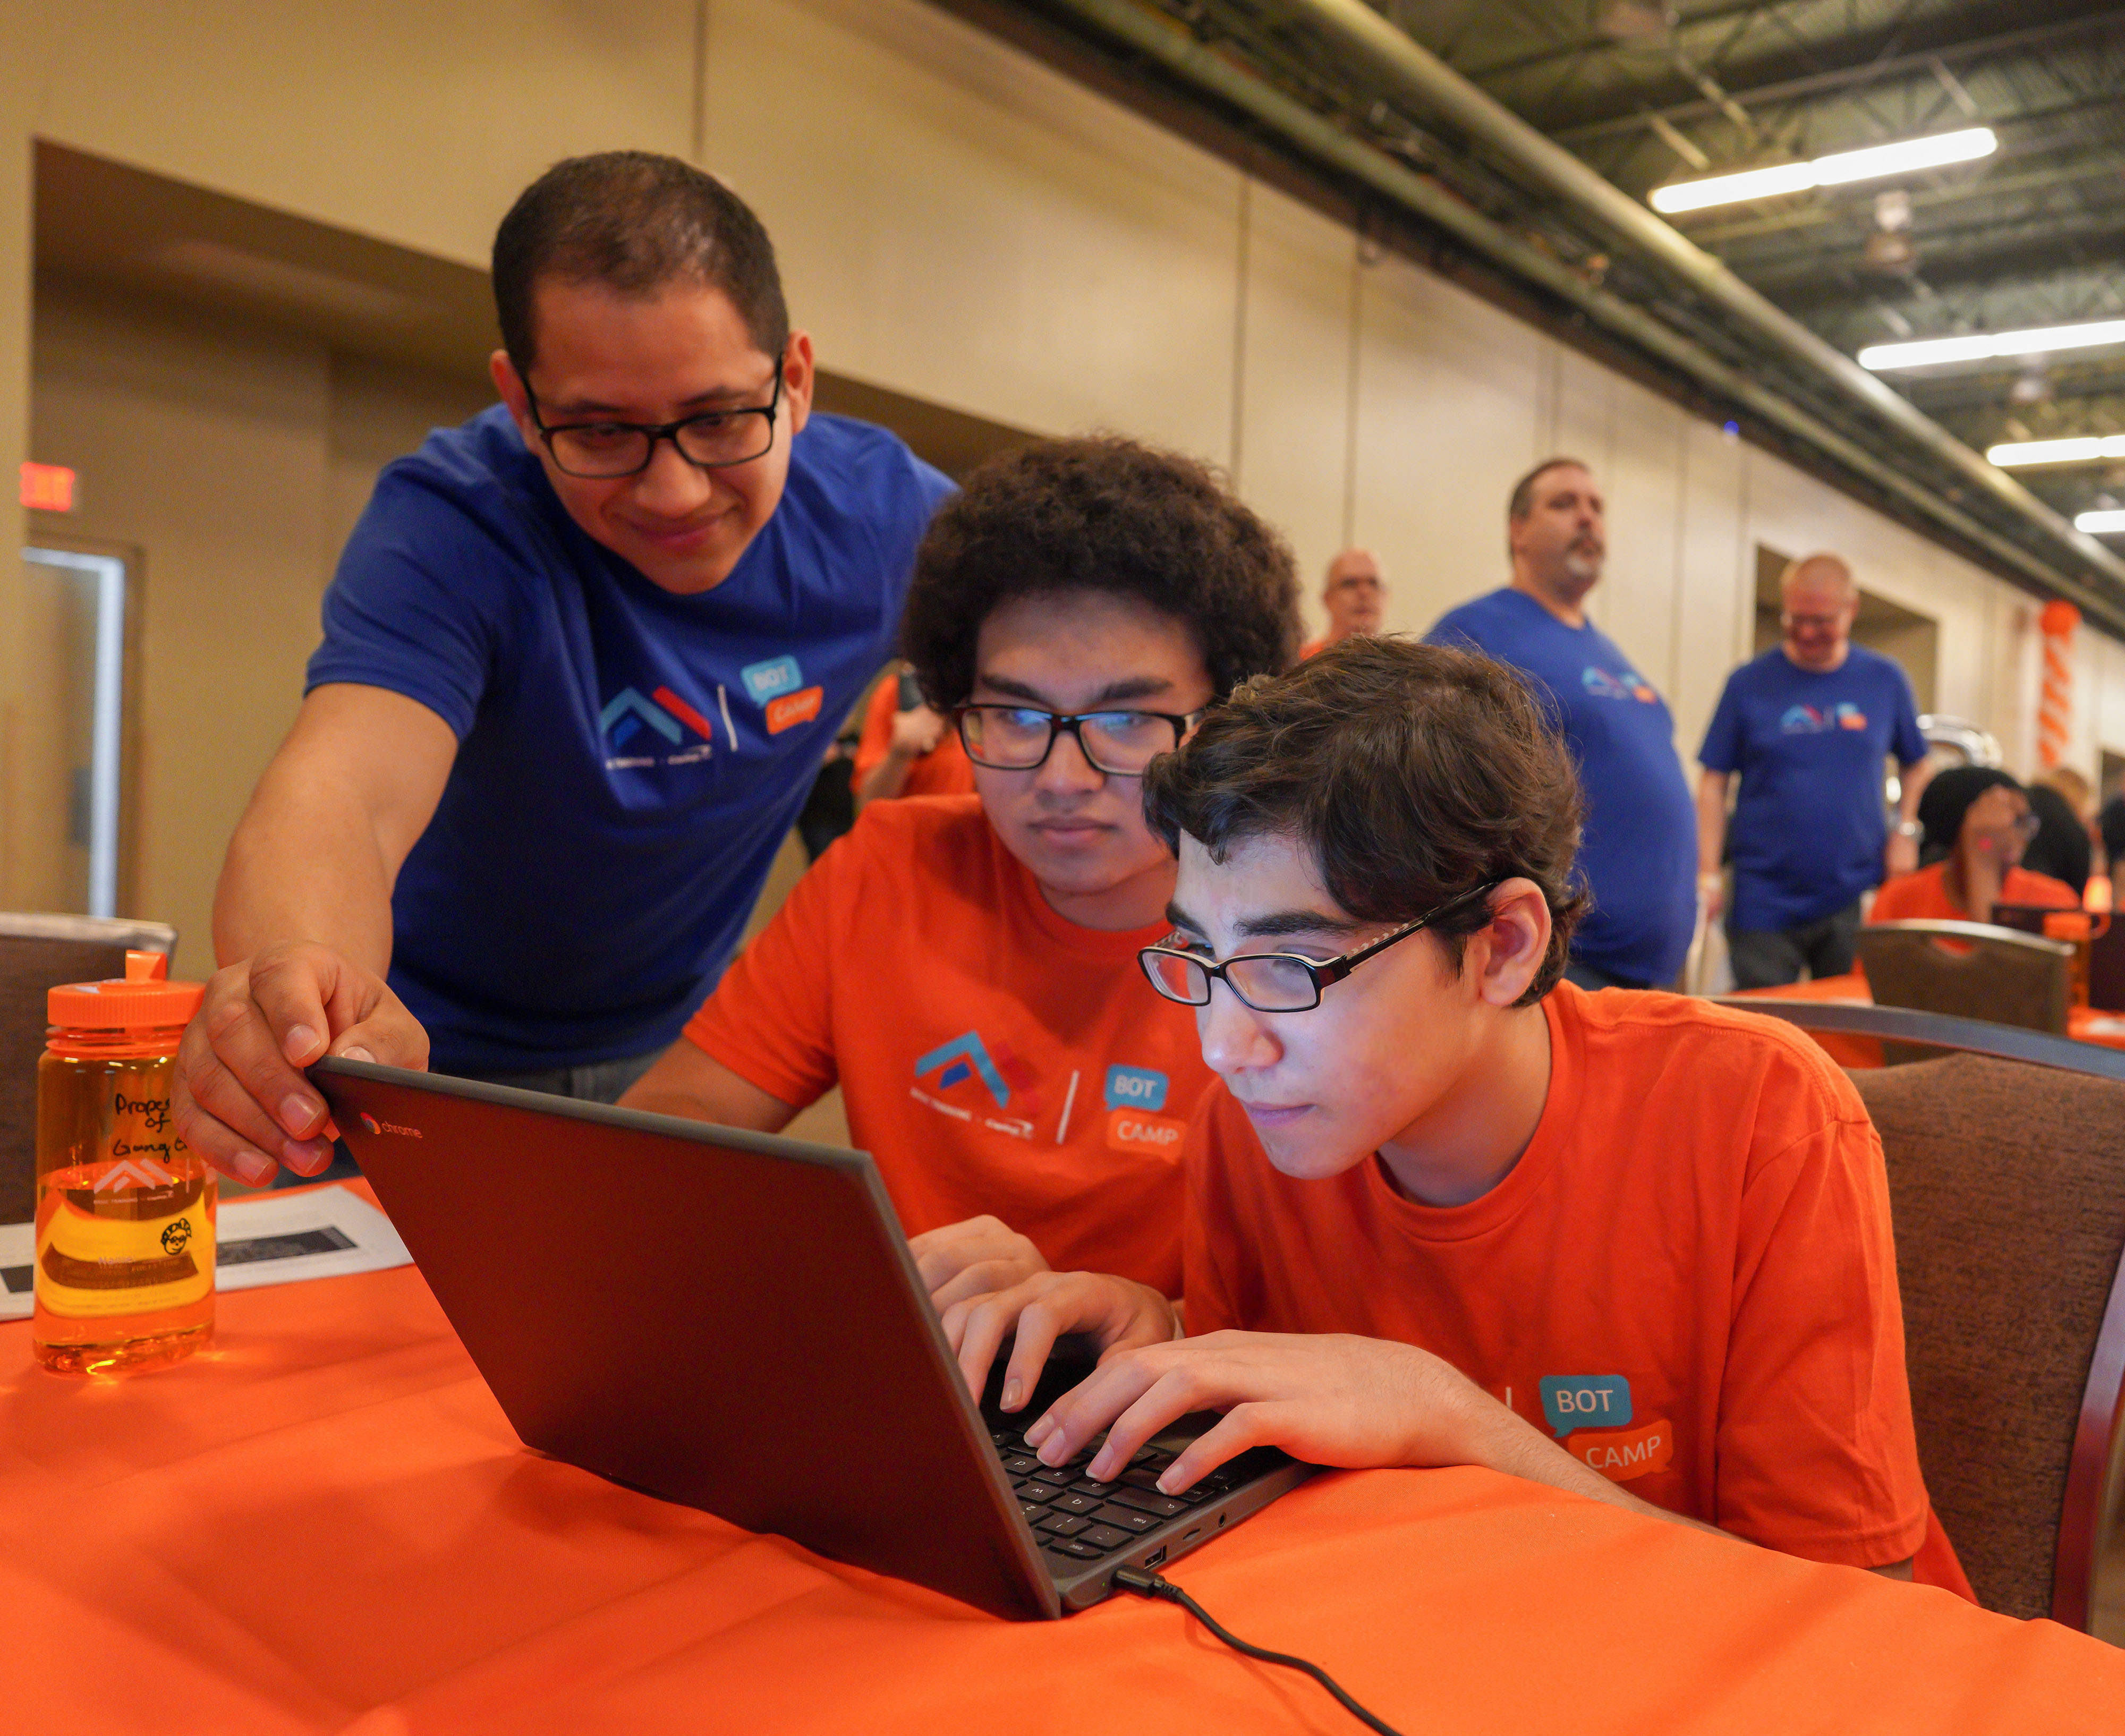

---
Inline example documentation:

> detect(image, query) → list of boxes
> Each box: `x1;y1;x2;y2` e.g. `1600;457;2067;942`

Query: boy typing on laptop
620;437;1299;1300
946;637;1965;1590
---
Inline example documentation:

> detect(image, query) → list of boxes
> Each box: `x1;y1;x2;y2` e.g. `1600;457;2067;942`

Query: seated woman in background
1871;765;2079;925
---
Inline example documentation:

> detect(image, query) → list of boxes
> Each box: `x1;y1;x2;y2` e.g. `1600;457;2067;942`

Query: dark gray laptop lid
312;1056;1060;1620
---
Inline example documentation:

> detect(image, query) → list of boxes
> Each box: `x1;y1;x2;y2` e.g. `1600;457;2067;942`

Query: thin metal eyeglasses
955;704;1206;777
523;366;784;478
1138;879;1504;1013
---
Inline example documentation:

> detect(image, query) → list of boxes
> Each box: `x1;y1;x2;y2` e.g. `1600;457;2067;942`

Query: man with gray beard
1427;458;1696;991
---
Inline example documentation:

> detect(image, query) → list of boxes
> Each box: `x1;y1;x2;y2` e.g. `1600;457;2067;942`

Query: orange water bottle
33;950;213;1375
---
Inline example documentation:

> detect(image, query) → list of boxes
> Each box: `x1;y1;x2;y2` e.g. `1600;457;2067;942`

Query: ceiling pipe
1267;0;2125;594
1035;0;2125;634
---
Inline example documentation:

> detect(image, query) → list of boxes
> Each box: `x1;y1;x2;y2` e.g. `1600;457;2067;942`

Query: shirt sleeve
1714;1089;1929;1567
850;676;898;784
681;830;854;1109
304;463;528;739
1697;676;1745;774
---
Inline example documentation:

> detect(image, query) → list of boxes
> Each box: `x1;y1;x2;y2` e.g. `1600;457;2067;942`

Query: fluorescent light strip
1987;436;2125;469
1860;318;2125;372
2077;510;2125;534
1650;126;1995;215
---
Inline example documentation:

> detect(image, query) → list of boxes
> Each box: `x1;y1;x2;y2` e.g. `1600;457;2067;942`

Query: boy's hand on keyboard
940;1270;1178;1411
911;1215;1050;1310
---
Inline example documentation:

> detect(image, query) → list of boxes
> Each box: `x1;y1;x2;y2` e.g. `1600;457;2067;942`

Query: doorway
19;542;139;917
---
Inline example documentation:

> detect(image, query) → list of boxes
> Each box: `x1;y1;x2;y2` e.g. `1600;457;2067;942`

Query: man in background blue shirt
173;153;951;1188
1429;458;1697;991
1697;554;1931;989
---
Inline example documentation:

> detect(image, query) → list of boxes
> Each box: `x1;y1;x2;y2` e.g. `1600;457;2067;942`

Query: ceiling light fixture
1859;317;2125;372
1649;126;1995;215
2076;510;2125;534
1987;436;2125;469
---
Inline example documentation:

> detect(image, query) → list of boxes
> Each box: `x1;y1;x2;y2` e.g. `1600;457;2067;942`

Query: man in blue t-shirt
173;153;952;1188
1427;458;1697;991
1697;554;1932;989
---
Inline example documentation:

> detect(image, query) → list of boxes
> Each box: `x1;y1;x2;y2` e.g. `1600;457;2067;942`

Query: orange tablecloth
1736;972;2125;1068
6;1196;2122;1734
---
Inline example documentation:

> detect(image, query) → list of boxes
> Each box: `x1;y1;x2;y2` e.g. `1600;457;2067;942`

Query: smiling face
489;278;813;595
1781;557;1859;673
969;591;1214;932
1164;832;1553;1202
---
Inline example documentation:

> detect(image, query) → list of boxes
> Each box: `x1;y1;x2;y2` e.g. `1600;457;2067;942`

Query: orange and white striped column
2038;598;2079;769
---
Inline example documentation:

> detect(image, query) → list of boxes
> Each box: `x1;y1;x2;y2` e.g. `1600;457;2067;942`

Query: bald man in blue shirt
1429;458;1697;992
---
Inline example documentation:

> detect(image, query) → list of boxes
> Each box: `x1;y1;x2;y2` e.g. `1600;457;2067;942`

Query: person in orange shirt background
1871;765;2078;925
850;660;976;808
944;637;1966;1592
1297;548;1387;658
621;436;1300;1300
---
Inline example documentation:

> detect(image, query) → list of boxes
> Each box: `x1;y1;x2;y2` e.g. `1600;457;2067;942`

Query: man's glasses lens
546;412;775;478
959;707;1181;775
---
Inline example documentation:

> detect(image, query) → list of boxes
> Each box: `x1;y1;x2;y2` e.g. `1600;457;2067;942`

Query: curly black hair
900;436;1301;710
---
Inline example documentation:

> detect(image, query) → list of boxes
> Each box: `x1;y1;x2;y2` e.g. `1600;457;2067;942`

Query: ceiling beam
1547;8;2124;144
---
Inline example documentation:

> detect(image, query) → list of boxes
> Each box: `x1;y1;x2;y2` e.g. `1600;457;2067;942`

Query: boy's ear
1474;880;1552;1006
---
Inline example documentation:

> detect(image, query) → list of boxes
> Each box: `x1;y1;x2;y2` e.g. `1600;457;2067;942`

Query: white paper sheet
0;1184;411;1321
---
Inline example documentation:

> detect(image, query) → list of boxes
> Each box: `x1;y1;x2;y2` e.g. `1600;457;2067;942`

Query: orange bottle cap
47;949;205;1031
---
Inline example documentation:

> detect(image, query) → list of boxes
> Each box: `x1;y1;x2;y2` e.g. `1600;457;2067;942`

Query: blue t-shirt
308;405;955;1073
1698;645;1926;933
1428;588;1697;986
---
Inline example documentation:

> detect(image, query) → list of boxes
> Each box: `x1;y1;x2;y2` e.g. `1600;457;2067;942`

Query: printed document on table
0;1184;412;1320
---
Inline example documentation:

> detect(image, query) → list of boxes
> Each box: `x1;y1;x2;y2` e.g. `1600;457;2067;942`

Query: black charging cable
1111;1565;1407;1736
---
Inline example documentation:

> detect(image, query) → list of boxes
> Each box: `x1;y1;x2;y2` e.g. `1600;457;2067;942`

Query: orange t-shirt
685;794;1207;1292
850;675;976;800
1869;861;2079;923
1297;636;1328;660
1183;982;1941;1575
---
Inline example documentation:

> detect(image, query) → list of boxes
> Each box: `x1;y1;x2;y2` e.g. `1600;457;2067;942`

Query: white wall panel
1233;182;1356;639
1351;256;1542;635
1669;420;1749;760
702;0;1242;458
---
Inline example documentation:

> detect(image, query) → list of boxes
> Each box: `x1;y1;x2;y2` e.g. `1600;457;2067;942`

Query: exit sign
20;462;76;513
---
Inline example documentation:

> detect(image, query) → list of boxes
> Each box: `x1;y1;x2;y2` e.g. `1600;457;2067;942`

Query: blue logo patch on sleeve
740;656;804;705
1103;1065;1169;1113
1540;1375;1633;1437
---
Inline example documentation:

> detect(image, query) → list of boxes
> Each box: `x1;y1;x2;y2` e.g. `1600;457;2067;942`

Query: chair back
0;913;177;1223
1718;997;2125;1627
1855;919;2072;1035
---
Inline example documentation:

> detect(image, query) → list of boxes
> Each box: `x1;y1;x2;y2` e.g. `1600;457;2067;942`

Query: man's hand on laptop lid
939;1267;1179;1416
173;942;427;1188
910;1215;1052;1311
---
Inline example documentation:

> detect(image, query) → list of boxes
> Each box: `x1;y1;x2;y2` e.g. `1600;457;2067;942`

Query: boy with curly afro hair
625;435;1300;1308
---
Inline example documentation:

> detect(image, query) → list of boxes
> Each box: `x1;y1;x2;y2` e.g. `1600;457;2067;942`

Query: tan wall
28;276;490;975
4;0;2118;943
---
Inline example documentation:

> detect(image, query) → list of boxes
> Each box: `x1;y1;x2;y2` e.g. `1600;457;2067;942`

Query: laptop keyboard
987;1425;1246;1564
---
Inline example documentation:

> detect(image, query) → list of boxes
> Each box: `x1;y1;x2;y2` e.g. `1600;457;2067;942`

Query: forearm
855;748;917;809
213;771;398;973
1694;772;1730;878
1898;758;1933;825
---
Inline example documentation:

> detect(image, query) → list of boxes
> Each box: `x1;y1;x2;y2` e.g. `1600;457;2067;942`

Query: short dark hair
1507;456;1592;523
491;152;789;374
902;436;1301;712
1142;637;1588;1004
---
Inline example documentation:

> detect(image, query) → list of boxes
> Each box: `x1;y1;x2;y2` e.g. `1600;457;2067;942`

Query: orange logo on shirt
1105;1108;1186;1153
1567;1417;1673;1483
766;686;824;734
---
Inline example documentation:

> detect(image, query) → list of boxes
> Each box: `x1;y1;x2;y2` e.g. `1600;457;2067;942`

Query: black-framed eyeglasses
955;704;1206;778
523;366;785;478
1138;880;1503;1013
